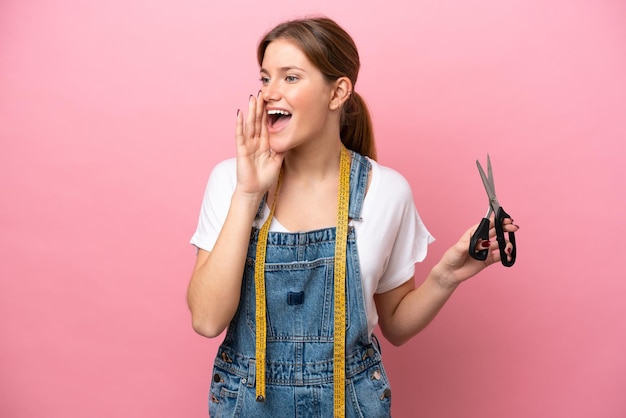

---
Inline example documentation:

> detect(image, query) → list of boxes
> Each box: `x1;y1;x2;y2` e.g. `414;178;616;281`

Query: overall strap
347;151;371;221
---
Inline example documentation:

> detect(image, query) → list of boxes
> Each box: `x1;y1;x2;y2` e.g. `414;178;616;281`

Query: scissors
469;154;516;267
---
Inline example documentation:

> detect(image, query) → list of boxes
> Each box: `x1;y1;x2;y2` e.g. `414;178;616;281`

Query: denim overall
209;152;392;417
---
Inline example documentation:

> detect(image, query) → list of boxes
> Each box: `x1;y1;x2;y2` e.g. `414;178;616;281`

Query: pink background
1;1;625;417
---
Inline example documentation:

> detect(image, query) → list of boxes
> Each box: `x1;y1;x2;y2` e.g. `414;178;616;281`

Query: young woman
187;16;518;417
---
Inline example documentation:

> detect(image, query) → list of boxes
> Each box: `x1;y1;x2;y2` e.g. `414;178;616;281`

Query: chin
267;135;293;154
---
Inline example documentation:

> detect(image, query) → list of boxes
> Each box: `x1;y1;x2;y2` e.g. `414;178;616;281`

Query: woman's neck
282;139;344;182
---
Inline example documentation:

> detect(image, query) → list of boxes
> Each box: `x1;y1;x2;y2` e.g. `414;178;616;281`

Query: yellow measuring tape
254;147;351;418
253;167;282;403
333;146;351;417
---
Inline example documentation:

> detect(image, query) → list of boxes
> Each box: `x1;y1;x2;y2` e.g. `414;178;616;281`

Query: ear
329;77;353;111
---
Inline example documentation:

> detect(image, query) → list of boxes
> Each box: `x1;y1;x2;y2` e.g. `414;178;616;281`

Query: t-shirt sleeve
372;166;435;294
189;159;237;252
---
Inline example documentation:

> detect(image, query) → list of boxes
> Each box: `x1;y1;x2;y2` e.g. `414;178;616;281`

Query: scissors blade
487;154;495;196
476;156;499;211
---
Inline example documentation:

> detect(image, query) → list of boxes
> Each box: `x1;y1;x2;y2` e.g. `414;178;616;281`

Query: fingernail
506;247;512;255
236;109;240;116
481;241;491;248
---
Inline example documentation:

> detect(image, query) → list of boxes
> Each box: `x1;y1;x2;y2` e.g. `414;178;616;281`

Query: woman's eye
260;77;270;85
286;75;298;82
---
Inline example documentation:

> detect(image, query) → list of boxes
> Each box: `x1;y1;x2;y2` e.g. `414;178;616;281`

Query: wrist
230;188;265;219
431;262;462;290
232;187;265;204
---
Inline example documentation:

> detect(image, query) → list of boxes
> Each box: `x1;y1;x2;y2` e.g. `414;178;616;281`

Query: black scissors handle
495;206;516;267
469;207;516;266
469;217;491;261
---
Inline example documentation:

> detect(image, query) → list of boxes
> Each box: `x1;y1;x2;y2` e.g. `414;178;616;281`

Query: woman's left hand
435;218;519;287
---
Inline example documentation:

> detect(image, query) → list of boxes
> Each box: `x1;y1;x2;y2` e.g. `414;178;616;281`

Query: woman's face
260;38;337;153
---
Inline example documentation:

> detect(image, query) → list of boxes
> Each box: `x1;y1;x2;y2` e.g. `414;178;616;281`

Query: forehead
260;38;315;72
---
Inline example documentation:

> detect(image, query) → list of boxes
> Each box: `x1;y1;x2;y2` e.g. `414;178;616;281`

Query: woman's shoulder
204;158;237;195
367;158;414;200
211;157;237;175
207;157;236;182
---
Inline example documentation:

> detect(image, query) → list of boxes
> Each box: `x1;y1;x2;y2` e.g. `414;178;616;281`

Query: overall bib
209;152;392;417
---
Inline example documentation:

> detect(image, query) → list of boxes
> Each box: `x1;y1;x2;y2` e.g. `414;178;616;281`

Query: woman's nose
262;82;280;102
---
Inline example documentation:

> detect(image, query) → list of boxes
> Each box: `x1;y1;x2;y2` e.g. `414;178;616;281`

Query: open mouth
267;109;292;129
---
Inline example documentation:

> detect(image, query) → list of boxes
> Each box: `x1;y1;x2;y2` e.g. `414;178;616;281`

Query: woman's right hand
235;92;284;197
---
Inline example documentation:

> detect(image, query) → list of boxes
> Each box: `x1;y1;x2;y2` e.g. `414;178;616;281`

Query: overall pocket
244;257;349;340
208;364;244;417
346;362;392;418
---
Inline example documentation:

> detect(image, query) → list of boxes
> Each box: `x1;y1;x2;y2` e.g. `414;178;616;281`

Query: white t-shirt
190;157;435;336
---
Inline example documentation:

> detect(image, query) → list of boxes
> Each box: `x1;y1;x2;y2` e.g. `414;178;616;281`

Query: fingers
259;98;269;142
473;238;491;254
486;241;514;264
235;108;244;146
247;92;266;140
504;241;514;263
486;218;519;237
244;94;257;140
236;93;268;150
501;217;518;229
490;221;518;264
468;217;518;265
254;90;264;136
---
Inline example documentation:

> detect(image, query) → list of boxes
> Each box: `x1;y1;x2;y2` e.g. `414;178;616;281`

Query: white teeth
267;109;291;116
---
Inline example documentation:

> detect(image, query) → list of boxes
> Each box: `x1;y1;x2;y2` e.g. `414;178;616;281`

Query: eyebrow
260;66;306;74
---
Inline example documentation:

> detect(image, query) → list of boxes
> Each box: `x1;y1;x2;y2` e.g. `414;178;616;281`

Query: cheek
297;96;331;118
290;84;330;109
